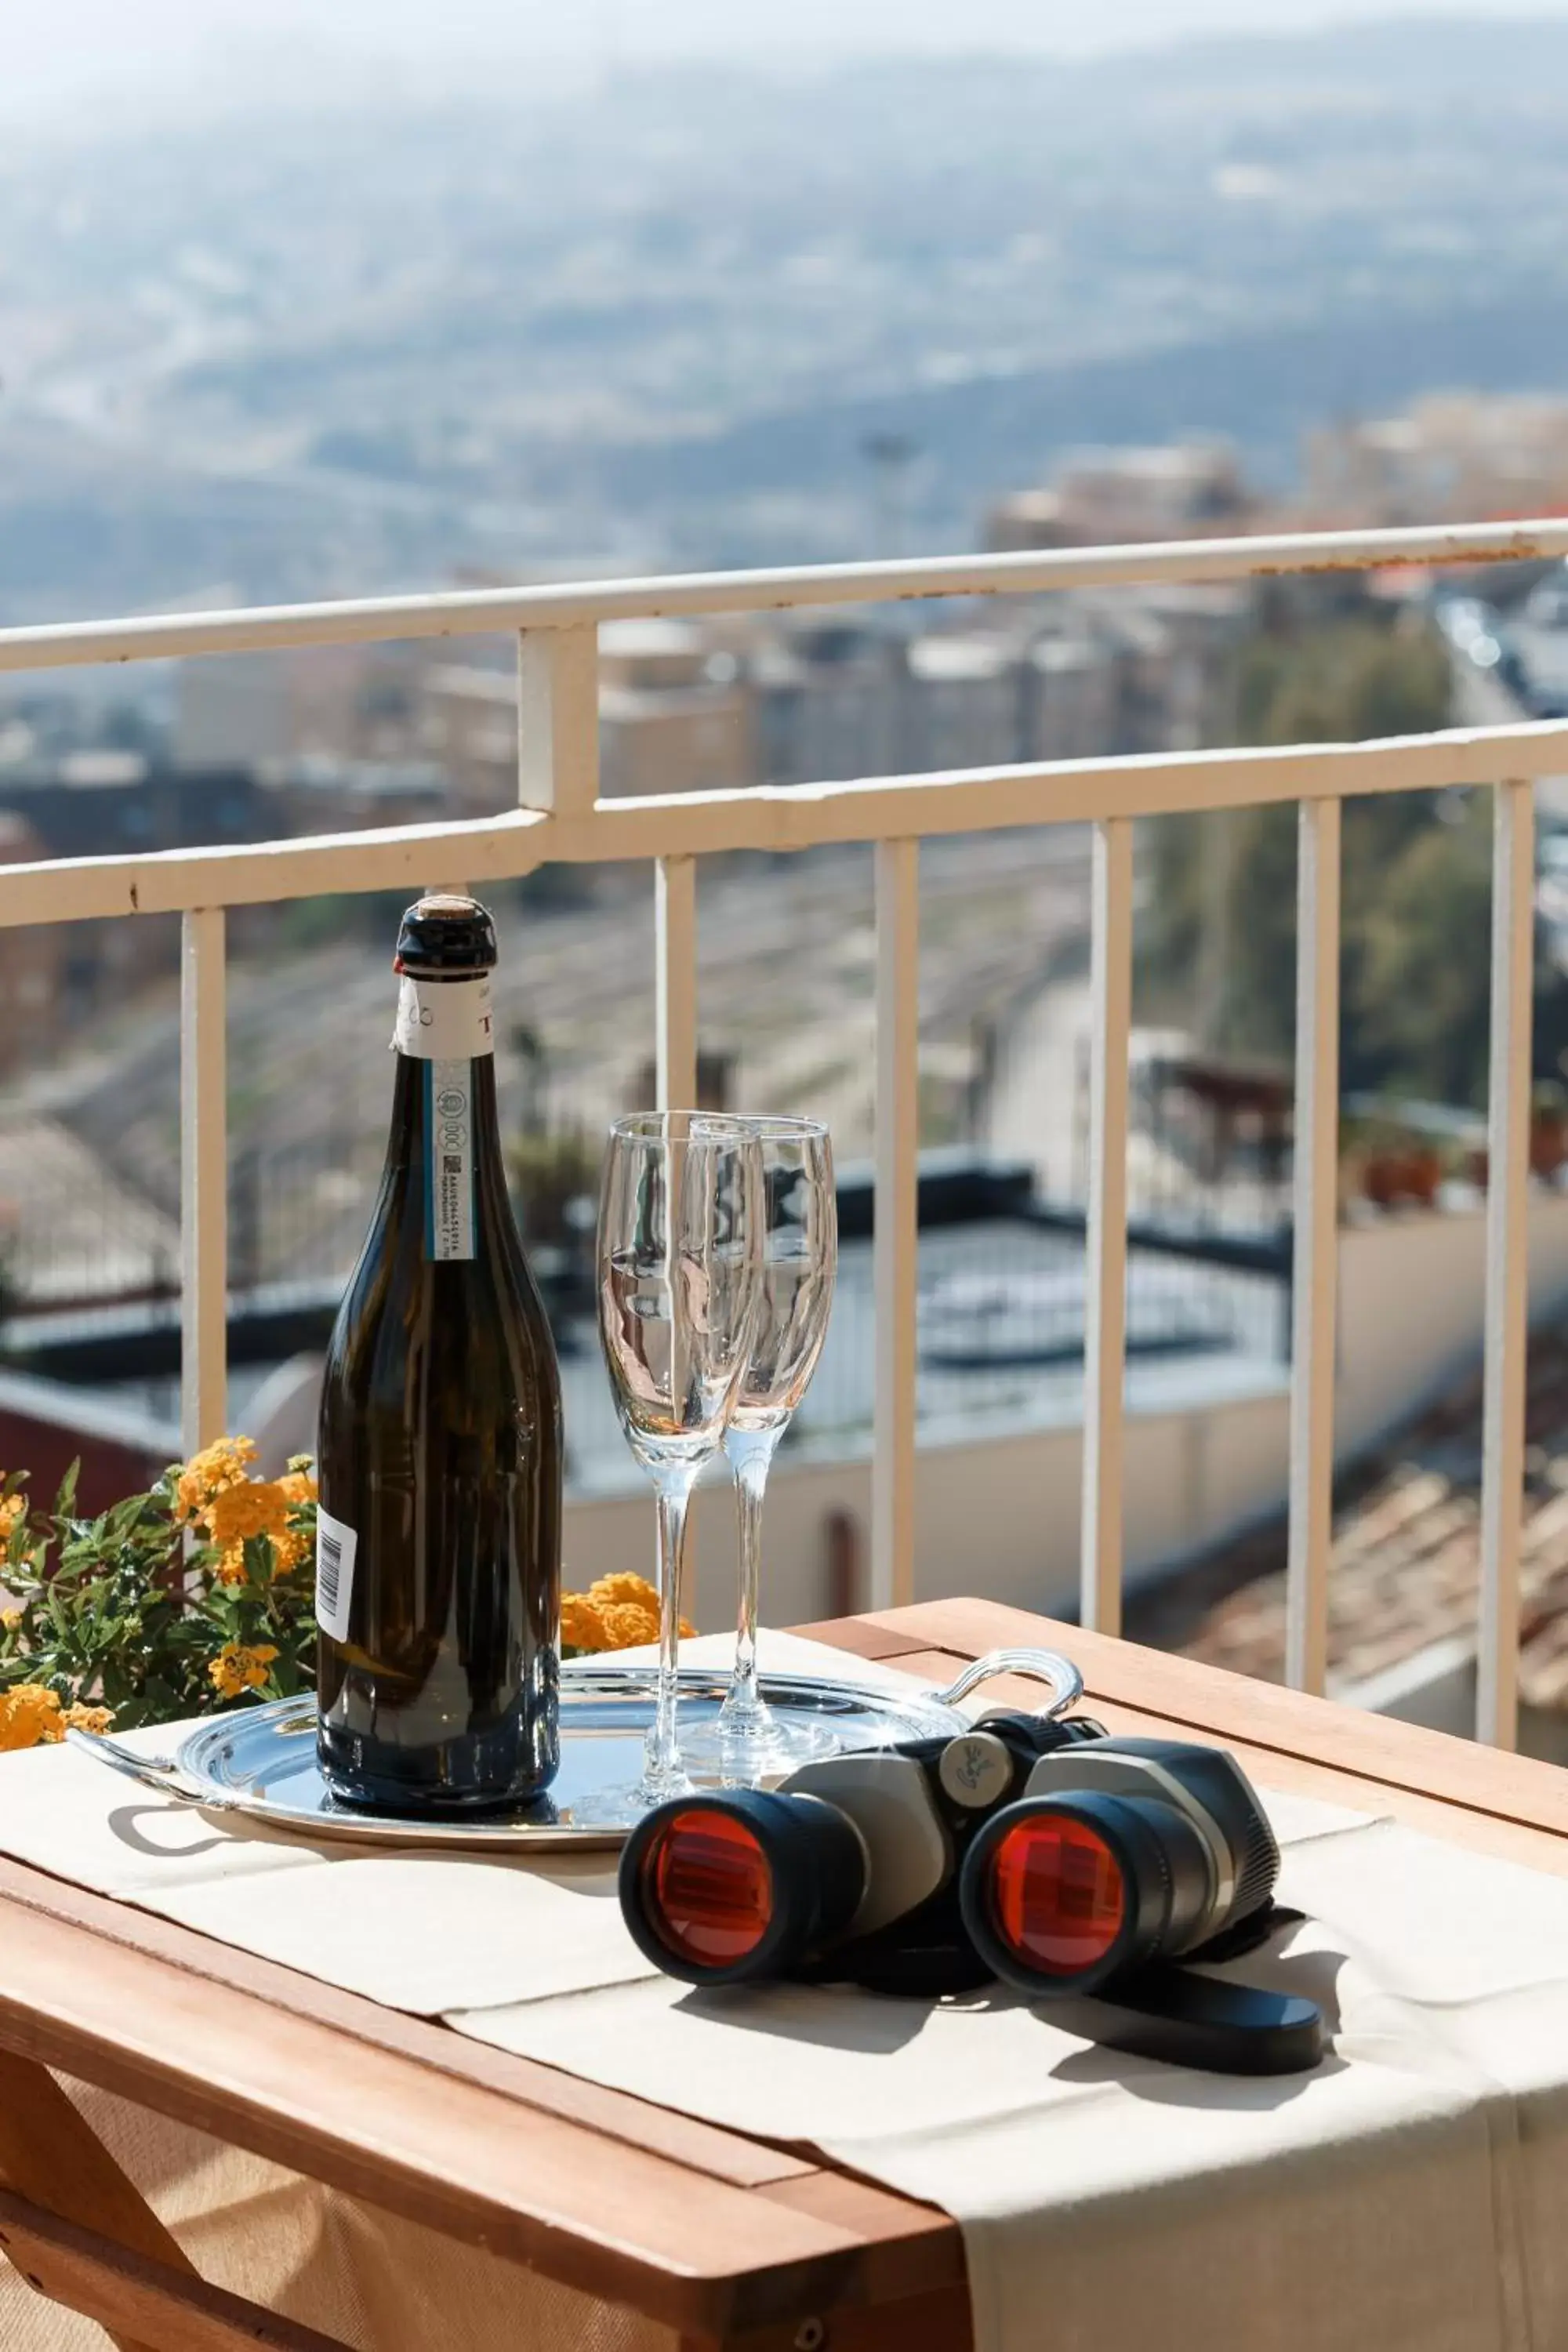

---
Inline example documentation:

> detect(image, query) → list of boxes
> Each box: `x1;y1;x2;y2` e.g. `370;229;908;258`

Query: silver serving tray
65;1645;1083;1851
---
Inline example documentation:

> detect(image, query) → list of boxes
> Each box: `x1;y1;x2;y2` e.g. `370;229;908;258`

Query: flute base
681;1699;837;1785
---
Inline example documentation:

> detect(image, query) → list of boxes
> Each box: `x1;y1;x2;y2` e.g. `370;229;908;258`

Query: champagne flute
597;1111;763;1807
685;1116;837;1779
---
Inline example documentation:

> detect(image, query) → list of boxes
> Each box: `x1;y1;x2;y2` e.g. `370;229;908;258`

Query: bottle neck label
424;1061;477;1261
393;972;495;1060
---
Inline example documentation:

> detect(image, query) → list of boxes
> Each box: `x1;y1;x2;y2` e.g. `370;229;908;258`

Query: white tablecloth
4;1635;1567;2352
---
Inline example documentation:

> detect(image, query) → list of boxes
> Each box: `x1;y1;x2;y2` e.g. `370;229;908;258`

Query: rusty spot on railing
1255;538;1549;578
128;883;139;910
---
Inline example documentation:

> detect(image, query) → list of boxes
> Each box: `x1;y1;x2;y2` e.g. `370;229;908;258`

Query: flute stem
723;1422;783;1724
644;1464;698;1793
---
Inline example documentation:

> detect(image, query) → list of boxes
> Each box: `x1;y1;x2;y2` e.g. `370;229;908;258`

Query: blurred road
1447;633;1568;826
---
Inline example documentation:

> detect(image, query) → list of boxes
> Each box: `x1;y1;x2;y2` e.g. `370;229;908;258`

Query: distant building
417;662;517;812
421;618;754;810
1305;394;1568;528
256;755;448;840
176;644;420;772
597;619;752;801
751;583;1244;789
176;655;290;768
985;441;1256;553
753;622;902;784
1016;585;1243;765
1023;634;1117;763
0;751;269;865
898;633;1027;771
1132;583;1247;751
0;753;275;1003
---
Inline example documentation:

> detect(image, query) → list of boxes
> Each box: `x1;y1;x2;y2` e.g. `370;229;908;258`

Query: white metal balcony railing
4;516;1568;1750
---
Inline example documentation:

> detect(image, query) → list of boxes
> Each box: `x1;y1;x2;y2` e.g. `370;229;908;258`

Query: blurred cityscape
8;20;1568;1730
2;398;1562;1428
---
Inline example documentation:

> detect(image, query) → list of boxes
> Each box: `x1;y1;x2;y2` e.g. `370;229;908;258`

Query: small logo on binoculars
938;1732;1011;1809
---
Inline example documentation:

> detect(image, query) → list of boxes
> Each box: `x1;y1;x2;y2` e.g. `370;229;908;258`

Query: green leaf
53;1461;79;1523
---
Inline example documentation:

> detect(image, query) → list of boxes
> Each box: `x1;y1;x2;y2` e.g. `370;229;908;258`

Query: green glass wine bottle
315;893;562;1813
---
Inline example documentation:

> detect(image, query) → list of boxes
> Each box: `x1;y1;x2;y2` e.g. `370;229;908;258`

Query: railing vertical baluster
655;856;698;1109
873;837;920;1610
1286;796;1342;1693
1081;816;1133;1635
1478;775;1536;1748
517;624;599;815
180;907;227;1457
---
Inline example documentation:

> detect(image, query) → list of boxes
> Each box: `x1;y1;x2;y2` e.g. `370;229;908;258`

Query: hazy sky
10;1;1568;122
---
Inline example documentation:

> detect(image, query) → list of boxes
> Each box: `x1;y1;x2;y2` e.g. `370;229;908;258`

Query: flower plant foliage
0;1439;686;1751
0;1439;318;1748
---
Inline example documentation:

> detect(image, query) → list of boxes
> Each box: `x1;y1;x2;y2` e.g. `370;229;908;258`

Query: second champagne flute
685;1115;837;1779
597;1111;763;1806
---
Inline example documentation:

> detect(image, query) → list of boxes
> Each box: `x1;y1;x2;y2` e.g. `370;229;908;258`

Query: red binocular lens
637;1806;776;1969
984;1811;1127;1976
960;1787;1228;1996
620;1789;868;1986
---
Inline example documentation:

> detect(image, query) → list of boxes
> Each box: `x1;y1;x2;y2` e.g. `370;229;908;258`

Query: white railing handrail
5;720;1568;927
0;514;1564;672
1;514;1553;1747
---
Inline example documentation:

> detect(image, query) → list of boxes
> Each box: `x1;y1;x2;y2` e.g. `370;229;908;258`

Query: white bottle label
425;1060;475;1261
314;1508;358;1642
392;973;495;1059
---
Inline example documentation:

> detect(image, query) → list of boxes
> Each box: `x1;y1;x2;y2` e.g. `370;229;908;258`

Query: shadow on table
675;1982;966;2056
1044;1939;1349;2110
108;1802;260;1862
670;1922;1350;2079
103;1802;626;1898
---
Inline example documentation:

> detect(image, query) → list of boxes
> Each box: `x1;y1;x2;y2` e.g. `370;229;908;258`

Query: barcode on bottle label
314;1508;358;1642
424;1059;475;1260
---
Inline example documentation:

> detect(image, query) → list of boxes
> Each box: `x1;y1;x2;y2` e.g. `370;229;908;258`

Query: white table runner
4;1635;1567;2352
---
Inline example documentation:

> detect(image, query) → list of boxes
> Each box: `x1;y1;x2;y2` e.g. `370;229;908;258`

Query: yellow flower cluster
0;1493;25;1533
175;1439;317;1587
561;1573;696;1653
208;1641;279;1700
209;1480;288;1546
0;1685;112;1754
0;1685;59;1752
175;1436;257;1525
270;1468;318;1581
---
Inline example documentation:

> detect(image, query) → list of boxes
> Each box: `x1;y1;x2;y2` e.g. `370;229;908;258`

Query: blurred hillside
9;22;1568;612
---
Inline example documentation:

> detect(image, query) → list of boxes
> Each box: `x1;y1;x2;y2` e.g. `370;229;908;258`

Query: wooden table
5;1594;1568;2352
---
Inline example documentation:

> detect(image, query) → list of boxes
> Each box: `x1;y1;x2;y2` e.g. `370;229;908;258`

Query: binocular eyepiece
620;1715;1323;2074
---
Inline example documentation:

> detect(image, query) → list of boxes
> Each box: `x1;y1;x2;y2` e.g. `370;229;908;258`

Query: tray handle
65;1728;210;1806
930;1646;1084;1719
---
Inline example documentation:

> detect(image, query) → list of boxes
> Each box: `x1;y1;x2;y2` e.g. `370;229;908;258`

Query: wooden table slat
0;2187;355;2352
678;2282;976;2352
0;1856;817;2194
0;1887;906;2336
784;1619;942;1664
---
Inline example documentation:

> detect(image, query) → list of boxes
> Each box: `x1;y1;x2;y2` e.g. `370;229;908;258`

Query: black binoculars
619;1712;1324;2074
